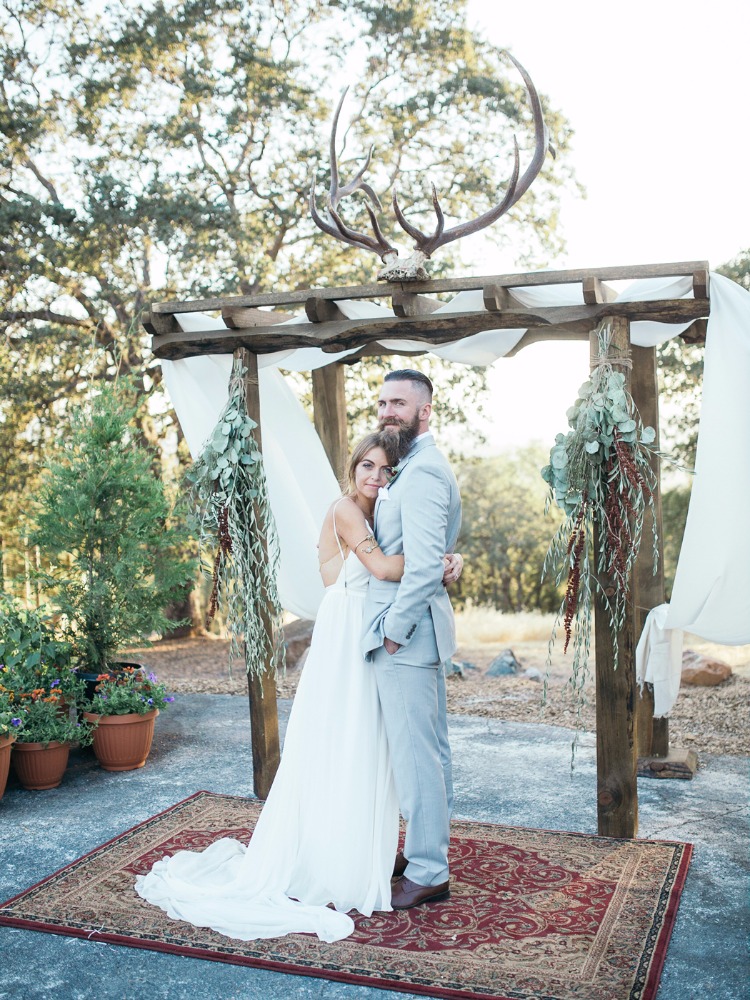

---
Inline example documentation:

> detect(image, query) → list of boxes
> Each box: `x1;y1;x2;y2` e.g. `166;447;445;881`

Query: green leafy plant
541;322;660;728
0;595;84;703
86;666;175;717
186;360;284;678
30;380;196;674
12;693;94;748
0;598;93;746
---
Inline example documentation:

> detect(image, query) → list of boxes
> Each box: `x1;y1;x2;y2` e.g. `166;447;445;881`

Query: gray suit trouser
372;649;453;886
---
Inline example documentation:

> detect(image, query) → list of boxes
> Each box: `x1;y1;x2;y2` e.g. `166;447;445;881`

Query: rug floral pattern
0;792;691;1000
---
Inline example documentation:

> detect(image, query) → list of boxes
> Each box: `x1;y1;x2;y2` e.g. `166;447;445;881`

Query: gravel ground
124;632;750;758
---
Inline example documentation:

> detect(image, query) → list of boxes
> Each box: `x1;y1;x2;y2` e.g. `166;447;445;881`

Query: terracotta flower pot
0;734;16;800
83;709;158;772
12;740;70;791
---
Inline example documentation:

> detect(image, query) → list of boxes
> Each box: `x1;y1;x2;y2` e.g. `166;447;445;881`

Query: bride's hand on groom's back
442;553;463;586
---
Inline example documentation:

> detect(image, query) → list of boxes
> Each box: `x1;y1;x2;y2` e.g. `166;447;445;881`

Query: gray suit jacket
362;434;461;665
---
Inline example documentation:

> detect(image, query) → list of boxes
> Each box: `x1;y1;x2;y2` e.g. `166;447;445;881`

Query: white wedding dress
135;540;399;943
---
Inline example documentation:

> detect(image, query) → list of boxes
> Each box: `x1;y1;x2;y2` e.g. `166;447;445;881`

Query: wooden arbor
145;259;709;838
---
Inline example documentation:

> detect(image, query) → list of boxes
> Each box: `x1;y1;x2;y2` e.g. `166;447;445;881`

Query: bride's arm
331;500;404;581
328;502;465;584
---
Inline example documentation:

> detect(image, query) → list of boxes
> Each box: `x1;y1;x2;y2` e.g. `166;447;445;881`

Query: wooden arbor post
591;317;639;838
631;344;668;759
312;363;348;481
631;343;699;780
238;348;281;799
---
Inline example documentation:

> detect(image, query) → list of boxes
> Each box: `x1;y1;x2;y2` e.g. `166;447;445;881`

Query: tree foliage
0;0;578;594
452;446;563;613
718;248;750;291
30;379;195;671
656;337;704;468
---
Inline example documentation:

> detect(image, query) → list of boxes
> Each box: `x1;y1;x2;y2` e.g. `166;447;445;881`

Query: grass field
454;605;750;679
455;607;556;645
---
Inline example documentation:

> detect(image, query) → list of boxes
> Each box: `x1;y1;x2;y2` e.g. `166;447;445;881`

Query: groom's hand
384;637;402;655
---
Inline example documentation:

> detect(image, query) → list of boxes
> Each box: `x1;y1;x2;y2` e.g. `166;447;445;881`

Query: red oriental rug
0;791;691;1000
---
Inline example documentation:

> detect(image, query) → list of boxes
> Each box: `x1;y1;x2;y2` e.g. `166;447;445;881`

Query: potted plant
0;595;83;705
0;595;94;790
29;379;196;689
0;691;23;800
9;687;94;791
83;666;175;771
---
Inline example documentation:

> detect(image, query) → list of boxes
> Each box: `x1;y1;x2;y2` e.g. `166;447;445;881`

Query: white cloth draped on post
635;273;750;715
161;272;750;715
161;312;339;621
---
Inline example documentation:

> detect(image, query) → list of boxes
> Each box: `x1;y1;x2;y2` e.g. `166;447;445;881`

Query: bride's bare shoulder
319;497;347;548
319;497;365;550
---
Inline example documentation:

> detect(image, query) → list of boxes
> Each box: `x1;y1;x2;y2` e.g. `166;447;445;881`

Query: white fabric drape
162;272;750;714
663;274;750;640
634;273;750;715
162;313;339;621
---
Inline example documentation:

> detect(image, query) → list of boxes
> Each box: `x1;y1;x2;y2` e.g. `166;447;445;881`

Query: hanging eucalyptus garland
186;360;285;679
541;321;660;719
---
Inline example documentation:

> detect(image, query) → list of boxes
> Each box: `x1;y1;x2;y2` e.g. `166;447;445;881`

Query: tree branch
20;155;62;204
0;309;91;328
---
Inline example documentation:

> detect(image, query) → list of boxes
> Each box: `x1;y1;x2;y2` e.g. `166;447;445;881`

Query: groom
362;369;462;909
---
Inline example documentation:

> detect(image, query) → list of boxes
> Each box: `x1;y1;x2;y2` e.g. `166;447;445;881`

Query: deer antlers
309;87;399;270
310;53;551;282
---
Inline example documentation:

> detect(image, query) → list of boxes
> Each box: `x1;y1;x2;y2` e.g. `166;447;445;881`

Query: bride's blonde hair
342;433;400;496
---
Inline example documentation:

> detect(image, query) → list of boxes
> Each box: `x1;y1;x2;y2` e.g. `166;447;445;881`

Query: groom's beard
378;412;421;457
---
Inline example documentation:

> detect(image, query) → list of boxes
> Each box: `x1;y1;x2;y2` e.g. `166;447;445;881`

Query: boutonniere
385;465;402;488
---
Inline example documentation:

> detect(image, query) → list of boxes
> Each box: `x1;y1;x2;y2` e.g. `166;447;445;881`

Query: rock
447;659;478;678
293;648;309;673
487;649;523;677
283;619;314;671
522;667;543;682
681;650;732;687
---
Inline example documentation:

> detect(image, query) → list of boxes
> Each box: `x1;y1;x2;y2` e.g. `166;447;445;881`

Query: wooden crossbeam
305;296;346;323
391;291;442;317
223;307;292;329
149;260;710;316
582;276;618;304
151;298;709;361
483;284;516;311
693;268;710;299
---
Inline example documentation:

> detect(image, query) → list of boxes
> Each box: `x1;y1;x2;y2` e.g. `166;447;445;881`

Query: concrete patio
0;694;747;1000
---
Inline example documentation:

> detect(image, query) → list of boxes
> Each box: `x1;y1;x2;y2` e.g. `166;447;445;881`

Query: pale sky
459;0;748;452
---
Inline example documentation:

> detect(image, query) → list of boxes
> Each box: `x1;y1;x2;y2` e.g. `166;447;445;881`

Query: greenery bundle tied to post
187;361;284;679
541;321;659;718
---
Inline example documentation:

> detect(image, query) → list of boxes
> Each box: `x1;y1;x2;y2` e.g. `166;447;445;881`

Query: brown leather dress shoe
392;851;408;878
391;876;450;909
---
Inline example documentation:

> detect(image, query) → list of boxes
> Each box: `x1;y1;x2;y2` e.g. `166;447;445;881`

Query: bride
135;432;462;943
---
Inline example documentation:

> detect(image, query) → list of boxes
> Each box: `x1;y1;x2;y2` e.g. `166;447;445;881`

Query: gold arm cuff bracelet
354;533;380;555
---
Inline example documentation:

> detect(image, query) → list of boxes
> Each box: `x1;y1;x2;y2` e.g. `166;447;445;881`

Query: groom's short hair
384;369;433;401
